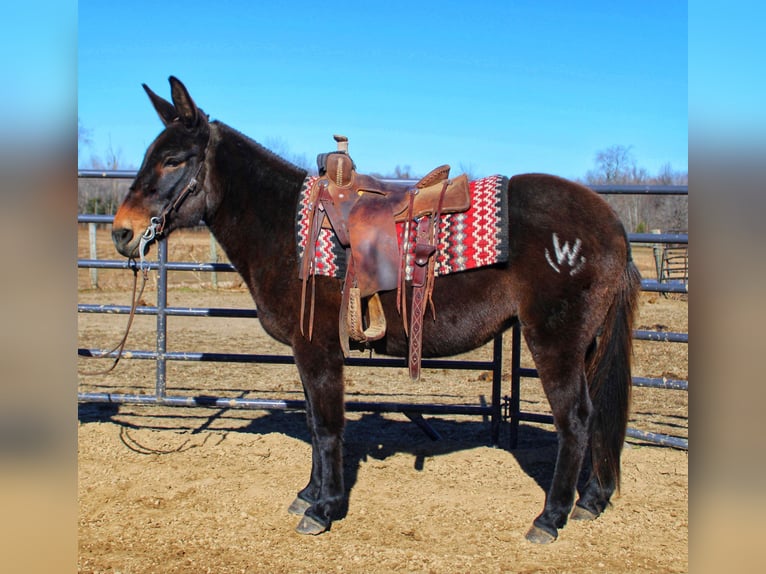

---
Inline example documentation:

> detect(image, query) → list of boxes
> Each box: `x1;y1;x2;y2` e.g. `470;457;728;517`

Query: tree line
579;144;687;233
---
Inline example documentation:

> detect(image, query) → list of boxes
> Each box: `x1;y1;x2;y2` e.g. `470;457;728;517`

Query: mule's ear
168;76;200;129
143;83;177;127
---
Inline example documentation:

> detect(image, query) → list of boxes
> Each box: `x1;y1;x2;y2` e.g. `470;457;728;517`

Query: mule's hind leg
573;261;640;522
570;340;616;521
571;433;617;521
523;329;594;543
571;355;625;521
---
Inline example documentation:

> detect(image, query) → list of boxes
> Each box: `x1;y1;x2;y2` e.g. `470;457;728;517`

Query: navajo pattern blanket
295;174;510;281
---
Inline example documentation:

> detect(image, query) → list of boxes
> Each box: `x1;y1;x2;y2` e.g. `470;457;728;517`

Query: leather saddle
300;135;471;380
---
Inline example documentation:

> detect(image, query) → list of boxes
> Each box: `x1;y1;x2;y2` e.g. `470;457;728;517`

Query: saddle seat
318;161;466;226
300;135;471;380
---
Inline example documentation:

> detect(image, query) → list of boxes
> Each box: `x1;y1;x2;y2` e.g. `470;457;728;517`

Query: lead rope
78;264;149;376
78;224;155;376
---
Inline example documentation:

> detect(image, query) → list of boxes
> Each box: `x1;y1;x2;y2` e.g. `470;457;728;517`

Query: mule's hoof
571;505;598;521
288;497;312;516
295;514;328;536
525;525;557;544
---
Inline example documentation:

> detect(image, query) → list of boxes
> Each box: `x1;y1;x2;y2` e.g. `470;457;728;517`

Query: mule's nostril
112;227;134;247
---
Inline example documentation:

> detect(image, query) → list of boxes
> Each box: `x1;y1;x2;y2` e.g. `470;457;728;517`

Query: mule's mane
201;119;309;295
212;120;308;180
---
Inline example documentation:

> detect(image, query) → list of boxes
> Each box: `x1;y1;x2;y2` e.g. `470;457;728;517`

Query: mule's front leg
295;422;346;535
287;391;321;517
291;341;346;535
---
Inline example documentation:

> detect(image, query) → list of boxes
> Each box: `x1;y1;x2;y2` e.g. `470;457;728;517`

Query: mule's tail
586;255;642;491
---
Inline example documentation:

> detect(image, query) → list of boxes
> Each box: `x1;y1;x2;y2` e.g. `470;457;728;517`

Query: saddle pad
295;174;509;281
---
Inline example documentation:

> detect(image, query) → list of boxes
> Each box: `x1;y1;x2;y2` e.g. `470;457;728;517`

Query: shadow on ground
79;402;561;509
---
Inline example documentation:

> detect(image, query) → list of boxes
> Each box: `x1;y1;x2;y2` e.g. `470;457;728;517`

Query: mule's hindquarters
505;174;641;542
522;257;641;543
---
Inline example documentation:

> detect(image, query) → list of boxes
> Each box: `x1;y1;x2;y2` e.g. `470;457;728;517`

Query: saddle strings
396;190;417;335
396;180;449;332
425;180;450;318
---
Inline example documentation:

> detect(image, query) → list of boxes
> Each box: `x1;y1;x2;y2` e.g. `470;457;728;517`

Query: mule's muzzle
112;226;138;258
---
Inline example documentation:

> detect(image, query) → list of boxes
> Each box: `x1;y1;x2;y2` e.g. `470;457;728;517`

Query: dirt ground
77;227;688;573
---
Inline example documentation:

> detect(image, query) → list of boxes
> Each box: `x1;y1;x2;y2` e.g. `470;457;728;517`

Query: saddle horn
334;134;349;153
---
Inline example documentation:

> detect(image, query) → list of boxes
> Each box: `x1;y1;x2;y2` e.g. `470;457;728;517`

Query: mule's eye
163;157;184;168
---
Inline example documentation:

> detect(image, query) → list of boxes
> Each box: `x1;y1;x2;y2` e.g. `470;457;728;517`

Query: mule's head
112;76;211;258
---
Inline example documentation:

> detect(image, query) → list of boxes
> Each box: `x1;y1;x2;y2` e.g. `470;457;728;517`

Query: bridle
138;125;212;267
80;125;212;376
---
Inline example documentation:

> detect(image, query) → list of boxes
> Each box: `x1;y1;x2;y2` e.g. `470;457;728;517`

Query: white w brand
545;233;586;276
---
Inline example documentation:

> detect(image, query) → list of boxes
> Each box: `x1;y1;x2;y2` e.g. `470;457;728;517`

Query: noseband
138;127;212;265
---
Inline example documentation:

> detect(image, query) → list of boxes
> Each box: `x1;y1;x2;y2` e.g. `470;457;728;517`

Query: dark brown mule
112;77;641;543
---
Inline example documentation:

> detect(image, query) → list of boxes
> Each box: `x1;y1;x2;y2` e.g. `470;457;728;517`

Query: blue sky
78;1;687;180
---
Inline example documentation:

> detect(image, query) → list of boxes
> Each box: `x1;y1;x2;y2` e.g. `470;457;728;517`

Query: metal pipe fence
78;172;687;450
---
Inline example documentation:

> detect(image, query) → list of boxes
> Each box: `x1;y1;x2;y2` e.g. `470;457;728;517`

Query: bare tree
392;165;414;179
369;165;416;180
264;136;315;174
584;145;641;230
459;162;479;182
583;145;687;232
585;144;638;184
77;126;133;214
89;139;125;170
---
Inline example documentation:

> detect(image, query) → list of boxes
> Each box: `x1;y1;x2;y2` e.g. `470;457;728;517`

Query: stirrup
347;290;386;343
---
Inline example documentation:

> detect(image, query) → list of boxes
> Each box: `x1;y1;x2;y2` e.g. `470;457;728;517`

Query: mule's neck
204;121;308;323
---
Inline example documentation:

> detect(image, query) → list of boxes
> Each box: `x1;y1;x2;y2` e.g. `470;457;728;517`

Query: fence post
508;322;522;449
651;229;662;281
156;239;168;399
89;222;98;288
209;232;218;289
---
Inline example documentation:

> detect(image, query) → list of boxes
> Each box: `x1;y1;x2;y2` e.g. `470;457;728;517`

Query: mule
112;76;641;543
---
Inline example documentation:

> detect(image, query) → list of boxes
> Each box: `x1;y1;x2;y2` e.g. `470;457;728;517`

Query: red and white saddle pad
295;174;510;281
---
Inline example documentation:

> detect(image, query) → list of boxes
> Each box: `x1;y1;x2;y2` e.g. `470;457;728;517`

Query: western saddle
299;135;471;380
